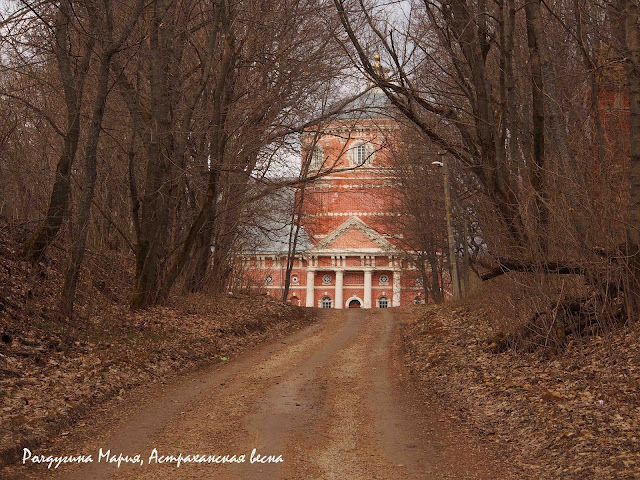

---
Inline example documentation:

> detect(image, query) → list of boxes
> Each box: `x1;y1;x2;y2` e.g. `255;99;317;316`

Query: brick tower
241;87;426;308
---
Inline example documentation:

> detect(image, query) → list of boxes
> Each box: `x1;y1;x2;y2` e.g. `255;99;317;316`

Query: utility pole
433;156;460;299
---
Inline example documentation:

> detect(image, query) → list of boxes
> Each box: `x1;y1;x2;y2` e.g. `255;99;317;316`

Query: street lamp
432;155;460;300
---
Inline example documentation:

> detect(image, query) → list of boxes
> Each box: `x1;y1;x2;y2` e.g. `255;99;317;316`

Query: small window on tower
311;146;324;169
350;141;374;167
356;144;366;164
351;142;374;166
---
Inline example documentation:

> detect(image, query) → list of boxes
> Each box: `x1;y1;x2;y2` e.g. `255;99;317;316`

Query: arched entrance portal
348;299;362;308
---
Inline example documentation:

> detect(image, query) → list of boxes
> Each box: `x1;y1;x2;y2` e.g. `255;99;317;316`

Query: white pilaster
392;271;401;306
364;270;372;308
306;270;315;307
335;270;344;309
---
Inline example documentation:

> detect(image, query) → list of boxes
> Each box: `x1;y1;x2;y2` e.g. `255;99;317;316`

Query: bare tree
614;0;640;319
329;0;640;334
388;129;448;302
58;0;146;317
108;0;346;308
15;1;95;263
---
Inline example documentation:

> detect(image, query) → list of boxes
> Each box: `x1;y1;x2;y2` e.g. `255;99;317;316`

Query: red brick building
241;88;427;308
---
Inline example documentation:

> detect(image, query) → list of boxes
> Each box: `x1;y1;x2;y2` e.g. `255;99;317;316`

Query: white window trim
311;145;324;170
320;296;333;308
350;140;374;167
378;296;389;308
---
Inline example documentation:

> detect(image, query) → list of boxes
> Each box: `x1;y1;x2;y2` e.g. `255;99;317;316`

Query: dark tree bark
59;0;146;318
427;253;444;303
117;0;181;309
22;2;94;263
618;0;640;319
524;0;550;255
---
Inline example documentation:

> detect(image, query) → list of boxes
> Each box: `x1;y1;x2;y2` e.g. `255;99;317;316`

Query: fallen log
477;257;587;281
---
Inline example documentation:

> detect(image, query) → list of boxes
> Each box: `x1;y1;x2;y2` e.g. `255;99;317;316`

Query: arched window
356;144;367;164
378;296;389;308
321;296;332;308
350;141;374;167
311;146;324;169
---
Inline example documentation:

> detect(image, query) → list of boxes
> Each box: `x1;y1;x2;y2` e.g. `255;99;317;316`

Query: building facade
241;89;430;308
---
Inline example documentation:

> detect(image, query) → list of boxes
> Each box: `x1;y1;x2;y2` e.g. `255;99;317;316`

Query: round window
291;275;299;284
265;275;273;285
379;274;389;285
322;274;332;284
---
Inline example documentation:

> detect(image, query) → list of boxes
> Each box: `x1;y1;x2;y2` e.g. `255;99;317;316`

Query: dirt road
24;308;509;479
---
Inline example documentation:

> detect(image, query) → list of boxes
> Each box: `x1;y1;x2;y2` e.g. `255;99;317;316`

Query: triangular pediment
308;217;395;253
326;228;381;249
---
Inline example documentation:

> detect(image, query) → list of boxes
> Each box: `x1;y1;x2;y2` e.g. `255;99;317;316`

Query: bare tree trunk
619;0;640;319
502;0;519;168
524;0;550;255
59;0;146;317
428;254;444;303
129;0;176;309
282;136;316;303
282;186;305;303
163;168;219;296
574;0;606;174
160;13;235;298
22;2;93;263
59;57;111;317
524;0;572;169
209;207;237;294
186;221;215;293
462;219;470;294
